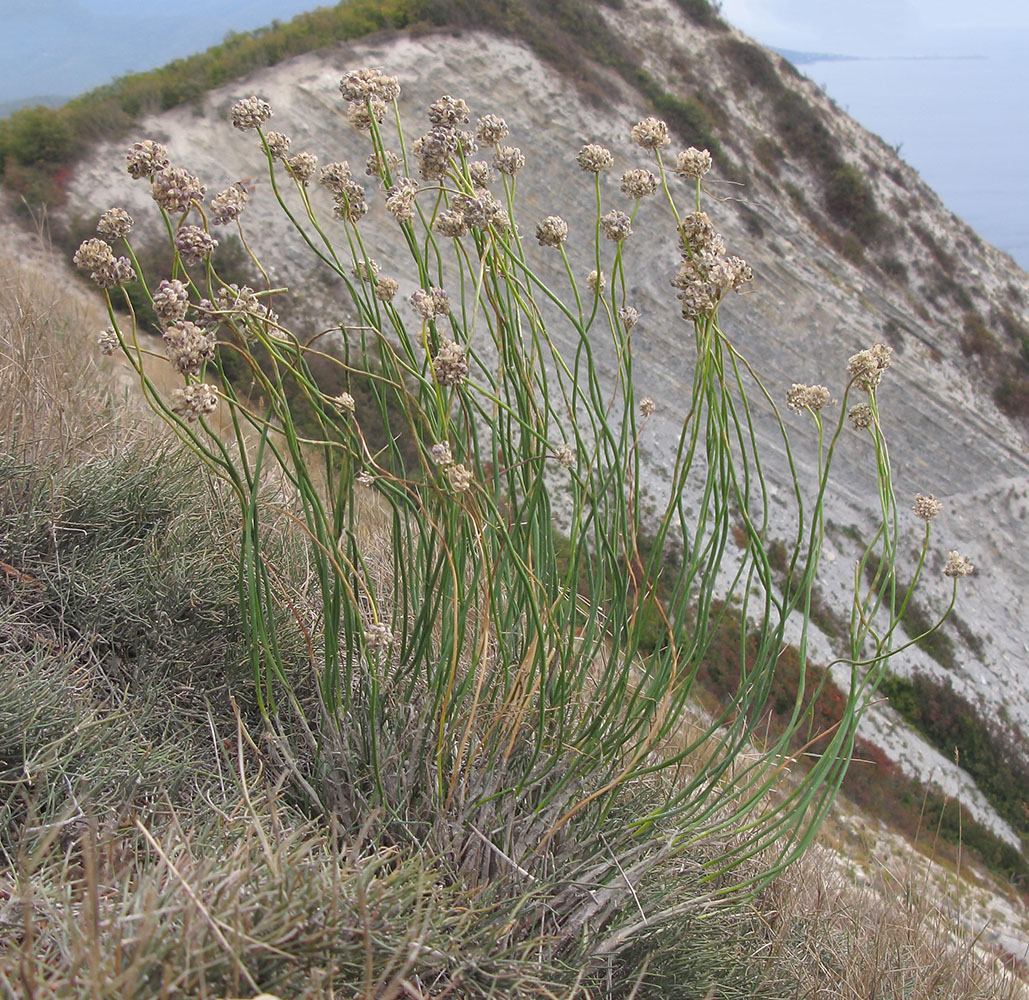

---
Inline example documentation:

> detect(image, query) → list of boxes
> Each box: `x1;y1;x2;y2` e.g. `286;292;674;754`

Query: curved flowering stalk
80;77;975;939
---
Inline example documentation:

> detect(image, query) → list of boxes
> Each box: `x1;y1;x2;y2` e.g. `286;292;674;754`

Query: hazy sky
716;0;1029;52
0;1;321;104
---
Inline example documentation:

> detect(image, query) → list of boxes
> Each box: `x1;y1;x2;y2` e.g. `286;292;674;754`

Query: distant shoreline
774;48;987;66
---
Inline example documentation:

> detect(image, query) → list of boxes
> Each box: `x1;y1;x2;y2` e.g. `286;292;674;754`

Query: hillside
5;0;1029;979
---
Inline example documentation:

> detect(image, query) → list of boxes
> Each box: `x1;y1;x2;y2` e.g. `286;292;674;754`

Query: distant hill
0;96;68;118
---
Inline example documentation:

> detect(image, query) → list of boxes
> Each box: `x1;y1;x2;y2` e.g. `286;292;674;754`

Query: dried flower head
707;258;737;293
786;383;831;412
163;321;216;376
365;149;403;185
73;237;115;274
848;402;875;429
413;126;458;181
454;129;478;155
231;96;272;131
385;177;419;222
215;283;260;315
430;287;450;316
944;551;974;578
446;463;474;493
432;339;468;387
332;179;368;223
170;383;218;422
672;244;750;320
676;281;716;320
174;225;218;266
452;192;508;232
640;397;656;417
601;210;632;242
675;147;712;179
493;145;525;175
264;131;292;159
330;392;356;413
587;269;606;294
434;208;469;239
346;98;386;131
630;116;671;149
913;493;943;521
536;215;568;248
152;278;191;324
619;306;640;330
678;211;725;257
356;470;375;487
429;94;470;126
96;207;133;239
213;284;280;336
351;258;380;281
209;183;248;225
73;238;135;287
339;67;399;103
287;151;318;185
151;166;206;214
467;160;494;190
725;255;753;290
97;327;118;355
577;143;614;173
126;139;169;180
363;620;394;650
430;441;454;467
319;161;352;194
621;168;657;199
848;344;893;391
374;276;399;302
410;287;438;320
475;114;509;145
192;298;220;332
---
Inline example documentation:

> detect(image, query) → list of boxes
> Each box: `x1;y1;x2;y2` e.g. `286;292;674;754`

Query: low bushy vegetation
957;310;1029;418
880;671;1029;845
719;37;784;95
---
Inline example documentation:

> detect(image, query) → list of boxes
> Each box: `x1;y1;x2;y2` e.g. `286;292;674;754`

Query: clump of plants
66;70;975;983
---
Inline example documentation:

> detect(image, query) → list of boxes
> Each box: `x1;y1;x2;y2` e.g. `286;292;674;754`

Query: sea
784;35;1029;272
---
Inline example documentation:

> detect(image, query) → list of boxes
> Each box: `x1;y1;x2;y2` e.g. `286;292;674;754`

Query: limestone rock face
65;0;1028;858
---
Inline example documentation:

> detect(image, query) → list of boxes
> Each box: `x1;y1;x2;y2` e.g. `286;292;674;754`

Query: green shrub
774;91;839;172
0;105;72;169
670;0;728;29
719;37;785;94
824;162;881;242
753;135;783;174
994;373;1029;417
962;311;999;358
880;671;1029;841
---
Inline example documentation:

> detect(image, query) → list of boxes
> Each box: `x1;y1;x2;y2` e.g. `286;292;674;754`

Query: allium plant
81;74;971;943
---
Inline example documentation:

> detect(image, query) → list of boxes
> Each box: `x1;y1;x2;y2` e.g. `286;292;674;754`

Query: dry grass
1;222;1027;999
0;225;135;465
759;841;1027;999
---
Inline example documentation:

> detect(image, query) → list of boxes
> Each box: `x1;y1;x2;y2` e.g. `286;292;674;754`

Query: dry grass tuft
759;843;1027;999
0;225;139;465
